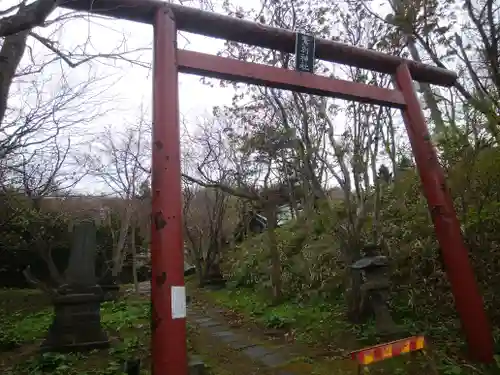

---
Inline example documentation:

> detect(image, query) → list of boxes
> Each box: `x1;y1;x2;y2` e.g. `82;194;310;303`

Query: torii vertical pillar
151;6;188;375
395;64;493;362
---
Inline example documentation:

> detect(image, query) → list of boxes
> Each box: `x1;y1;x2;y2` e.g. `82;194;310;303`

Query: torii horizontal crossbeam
177;50;406;107
61;0;456;86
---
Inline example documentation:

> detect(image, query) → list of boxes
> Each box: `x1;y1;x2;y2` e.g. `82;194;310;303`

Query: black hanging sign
295;32;315;73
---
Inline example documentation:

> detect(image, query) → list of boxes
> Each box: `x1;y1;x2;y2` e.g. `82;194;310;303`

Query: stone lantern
350;243;398;336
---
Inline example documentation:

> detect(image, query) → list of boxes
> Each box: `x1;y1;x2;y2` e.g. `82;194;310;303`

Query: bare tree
184;114;307;301
182;116;253;283
6;137;88;205
0;70;105;195
85;112;150;290
0;0;150;171
182;183;233;286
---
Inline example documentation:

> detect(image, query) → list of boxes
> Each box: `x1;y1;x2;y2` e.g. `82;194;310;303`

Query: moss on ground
197;286;500;375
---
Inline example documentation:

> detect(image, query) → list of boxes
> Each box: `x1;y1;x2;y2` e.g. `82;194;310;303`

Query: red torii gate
62;1;494;373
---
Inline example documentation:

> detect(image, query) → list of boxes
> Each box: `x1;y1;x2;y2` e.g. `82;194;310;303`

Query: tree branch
182;173;258;201
0;0;59;38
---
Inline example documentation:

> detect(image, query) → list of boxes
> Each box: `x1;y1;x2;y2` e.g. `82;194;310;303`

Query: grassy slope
211;220;500;375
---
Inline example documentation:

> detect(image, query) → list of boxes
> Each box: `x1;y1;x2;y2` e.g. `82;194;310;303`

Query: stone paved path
133;282;297;374
188;306;297;375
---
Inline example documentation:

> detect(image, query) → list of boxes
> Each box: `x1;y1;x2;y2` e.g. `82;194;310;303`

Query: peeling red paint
153;211;167;230
155;272;167;287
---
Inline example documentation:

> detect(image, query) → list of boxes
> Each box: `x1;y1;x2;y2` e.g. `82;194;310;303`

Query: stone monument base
41;286;109;352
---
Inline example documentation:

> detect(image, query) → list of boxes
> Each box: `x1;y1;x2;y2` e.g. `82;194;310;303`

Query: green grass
0;288;151;375
205;287;500;375
2;285;498;375
210;288;352;345
101;299;150;332
0;286;252;375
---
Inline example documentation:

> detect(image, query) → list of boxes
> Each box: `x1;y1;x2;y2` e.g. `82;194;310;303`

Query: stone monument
41;219;110;352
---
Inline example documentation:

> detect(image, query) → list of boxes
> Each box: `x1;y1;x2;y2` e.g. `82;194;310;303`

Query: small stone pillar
350;244;398;336
41;220;109;352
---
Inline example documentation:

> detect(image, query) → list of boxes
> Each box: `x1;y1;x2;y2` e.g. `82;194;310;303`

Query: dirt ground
188;286;442;375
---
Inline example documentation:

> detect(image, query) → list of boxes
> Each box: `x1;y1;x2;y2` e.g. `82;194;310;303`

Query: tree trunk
192;249;205;287
131;225;139;294
334;221;367;323
265;204;282;303
44;251;64;285
112;205;132;277
30;203;64;285
390;0;445;136
373;177;382;244
0;30;28;128
406;39;445;136
344;240;369;323
347;270;367;323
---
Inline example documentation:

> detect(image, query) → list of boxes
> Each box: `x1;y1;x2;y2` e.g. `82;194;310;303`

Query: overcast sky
4;0;420;195
5;0;258;194
72;1;258;194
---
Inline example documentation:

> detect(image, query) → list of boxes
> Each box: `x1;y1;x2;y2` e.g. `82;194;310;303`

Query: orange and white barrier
350;336;426;366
